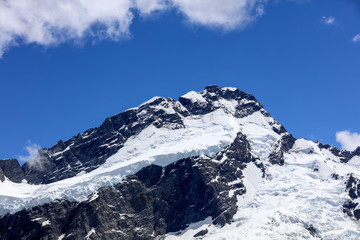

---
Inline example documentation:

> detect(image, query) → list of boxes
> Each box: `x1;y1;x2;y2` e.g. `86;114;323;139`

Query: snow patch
139;96;164;107
222;87;237;91
58;234;65;240
181;91;207;104
85;228;96;239
88;191;99;202
347;156;360;166
42;220;51;227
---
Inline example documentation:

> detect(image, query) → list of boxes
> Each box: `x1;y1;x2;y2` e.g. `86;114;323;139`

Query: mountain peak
1;86;360;239
178;85;265;119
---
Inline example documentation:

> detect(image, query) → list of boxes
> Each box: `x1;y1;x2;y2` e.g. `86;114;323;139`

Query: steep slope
0;85;360;239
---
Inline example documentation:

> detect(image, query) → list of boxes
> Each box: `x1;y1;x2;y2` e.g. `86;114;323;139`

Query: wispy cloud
336;130;360;151
321;16;335;25
352;34;360;43
18;141;48;170
0;0;267;57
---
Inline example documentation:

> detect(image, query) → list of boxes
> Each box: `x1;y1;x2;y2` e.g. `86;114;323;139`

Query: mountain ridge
0;85;360;239
0;86;266;184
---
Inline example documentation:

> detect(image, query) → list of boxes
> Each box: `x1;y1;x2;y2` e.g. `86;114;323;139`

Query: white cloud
336;130;360;151
352;34;360;43
171;0;266;30
0;0;138;56
0;0;266;57
321;16;335;25
18;141;48;169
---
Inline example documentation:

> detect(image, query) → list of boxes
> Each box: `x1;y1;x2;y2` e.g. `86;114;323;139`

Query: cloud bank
336;130;360;151
0;0;266;57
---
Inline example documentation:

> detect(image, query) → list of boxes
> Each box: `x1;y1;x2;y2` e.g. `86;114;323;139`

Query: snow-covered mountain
0;85;359;239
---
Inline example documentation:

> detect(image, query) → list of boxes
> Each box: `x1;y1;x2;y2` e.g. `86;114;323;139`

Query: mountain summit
0;85;359;239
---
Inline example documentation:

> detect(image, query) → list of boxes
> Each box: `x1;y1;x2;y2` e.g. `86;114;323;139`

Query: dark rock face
194;228;208;237
0;168;5;182
343;174;360;220
178;96;213;116
215;132;265;176
269;133;296;166
0;200;76;240
215;132;253;164
305;224;316;237
353;147;360;157
234;102;262;118
0;159;24;183
0;130;260;240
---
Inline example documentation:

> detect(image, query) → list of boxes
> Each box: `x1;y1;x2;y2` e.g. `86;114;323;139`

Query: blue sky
1;0;360;161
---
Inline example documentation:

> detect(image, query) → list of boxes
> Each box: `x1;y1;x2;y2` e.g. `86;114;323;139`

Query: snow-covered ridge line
7;85;274;185
0;85;283;215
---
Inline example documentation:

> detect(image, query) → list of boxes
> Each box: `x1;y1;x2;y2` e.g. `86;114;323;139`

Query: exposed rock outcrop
0;159;24;183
